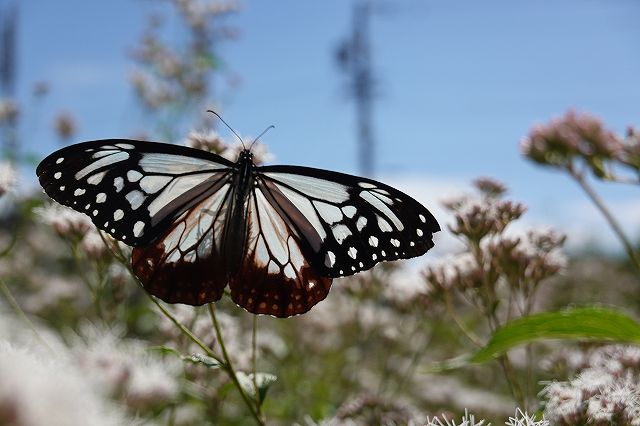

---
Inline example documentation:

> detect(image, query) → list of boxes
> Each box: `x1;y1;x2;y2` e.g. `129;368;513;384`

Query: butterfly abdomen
220;152;256;275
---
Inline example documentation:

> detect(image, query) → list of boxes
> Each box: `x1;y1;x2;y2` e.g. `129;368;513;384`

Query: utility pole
0;3;17;160
336;1;376;177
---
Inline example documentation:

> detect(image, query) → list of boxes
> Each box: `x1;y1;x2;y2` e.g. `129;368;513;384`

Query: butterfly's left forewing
36;139;235;246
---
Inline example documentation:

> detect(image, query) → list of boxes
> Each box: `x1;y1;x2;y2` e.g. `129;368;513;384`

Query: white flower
34;203;93;236
184;129;226;154
425;409;489;426
0;341;130;426
222;141;274;165
0;98;18;123
80;229;108;258
541;381;584;423
22;276;81;313
0;161;17;196
72;326;181;411
505;408;549;426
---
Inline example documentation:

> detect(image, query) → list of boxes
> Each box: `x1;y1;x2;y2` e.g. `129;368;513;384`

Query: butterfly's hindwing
131;180;234;305
36;139;235;246
228;184;332;317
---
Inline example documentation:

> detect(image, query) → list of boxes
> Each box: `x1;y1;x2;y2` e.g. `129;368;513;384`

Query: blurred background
3;0;639;252
2;1;640;425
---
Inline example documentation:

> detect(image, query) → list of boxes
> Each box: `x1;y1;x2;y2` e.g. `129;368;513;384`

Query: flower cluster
129;0;238;113
0;341;130;426
541;345;640;425
425;179;565;306
0;98;18;125
520;110;639;180
0;161;17;196
72;327;181;412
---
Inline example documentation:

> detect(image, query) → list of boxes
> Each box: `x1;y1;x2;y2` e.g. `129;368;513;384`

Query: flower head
521;110;622;177
34;204;93;237
184;129;228;154
0;161;17;196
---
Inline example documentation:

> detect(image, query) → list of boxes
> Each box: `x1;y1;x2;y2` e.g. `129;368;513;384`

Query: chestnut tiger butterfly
36;117;439;317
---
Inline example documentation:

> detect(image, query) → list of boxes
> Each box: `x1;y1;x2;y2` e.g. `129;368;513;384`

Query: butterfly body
221;150;255;274
37;139;439;317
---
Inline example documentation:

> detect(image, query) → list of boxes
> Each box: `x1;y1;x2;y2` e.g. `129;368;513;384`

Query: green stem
208;304;264;426
0;278;53;352
444;291;483;347
98;231;263;424
252;314;261;411
568;166;640;271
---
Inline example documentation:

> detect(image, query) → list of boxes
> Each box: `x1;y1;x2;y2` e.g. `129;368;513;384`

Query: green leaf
472;306;640;363
425;306;640;372
237;372;278;407
183;353;222;369
149;345;183;357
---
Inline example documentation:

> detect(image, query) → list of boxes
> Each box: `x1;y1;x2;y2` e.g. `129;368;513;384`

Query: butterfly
36;123;439;317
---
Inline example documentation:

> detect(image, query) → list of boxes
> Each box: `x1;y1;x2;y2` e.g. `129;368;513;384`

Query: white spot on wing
360;191;404;231
56;157;64;164
342;205;357;218
139;175;172;194
114;177;124;192
348;247;357;259
54;172;62;179
147;173;217;216
417;228;424;237
114;209;124;221
377;216;393;232
273;183;327;240
331;224;352;244
358;182;376;189
391;238;400;247
325;251;336;267
288;238;305;269
266;173;350;203
126;190;145;210
419;214;426;223
139;153;225;173
76;151;129;179
283;264;296;279
133;221;145;237
254;190;289;265
86;171;106;186
127;170;143;182
368;236;378;247
356;216;367;231
96;193;107;203
268;260;280;274
74;188;86;196
92;150;118;159
314;201;343;225
256;237;270;267
115;143;135;150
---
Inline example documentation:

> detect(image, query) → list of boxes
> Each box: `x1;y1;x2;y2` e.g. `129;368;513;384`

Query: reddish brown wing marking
229;185;331;317
132;180;233;305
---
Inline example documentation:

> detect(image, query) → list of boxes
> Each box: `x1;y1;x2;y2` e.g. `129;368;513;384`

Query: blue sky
11;0;640;250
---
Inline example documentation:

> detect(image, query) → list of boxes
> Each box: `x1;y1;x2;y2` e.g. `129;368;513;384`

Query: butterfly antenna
249;125;275;150
207;110;246;149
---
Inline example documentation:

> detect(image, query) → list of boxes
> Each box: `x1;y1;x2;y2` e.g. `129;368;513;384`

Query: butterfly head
238;149;254;163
